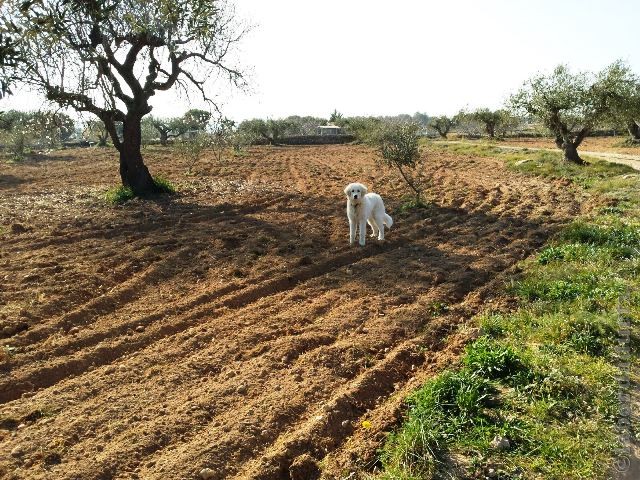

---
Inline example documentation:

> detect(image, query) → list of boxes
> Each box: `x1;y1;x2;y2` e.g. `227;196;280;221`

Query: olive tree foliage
0;32;22;98
427;115;455;138
510;63;627;164
599;62;640;142
495;110;523;137
377;122;424;203
0;0;247;194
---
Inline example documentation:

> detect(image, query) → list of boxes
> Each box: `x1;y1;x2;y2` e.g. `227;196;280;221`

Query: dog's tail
384;213;393;228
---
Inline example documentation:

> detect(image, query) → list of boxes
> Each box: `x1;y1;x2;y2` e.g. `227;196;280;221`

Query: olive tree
84;119;109;146
427;115;455;138
31;111;76;147
343;116;383;144
452;109;483;137
600;61;640;142
377;122;423;203
470;108;505;139
0;110;33;158
1;0;246;194
510;63;626;164
0;109;75;154
149;116;186;146
149;110;210;146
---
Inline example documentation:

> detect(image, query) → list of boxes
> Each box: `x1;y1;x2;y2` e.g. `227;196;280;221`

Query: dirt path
438;140;640;171
0;145;585;479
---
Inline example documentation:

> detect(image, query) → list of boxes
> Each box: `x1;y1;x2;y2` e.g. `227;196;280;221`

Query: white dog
344;182;393;246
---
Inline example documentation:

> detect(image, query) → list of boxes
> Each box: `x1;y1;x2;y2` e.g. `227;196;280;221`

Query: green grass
104;176;176;204
105;185;135;204
376;140;640;480
397;197;431;214
428;140;637;191
152;175;177;194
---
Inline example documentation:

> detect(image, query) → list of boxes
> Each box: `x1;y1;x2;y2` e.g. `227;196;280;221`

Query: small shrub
426;300;449;317
397;197;430;214
377;122;424;202
105;185;134;204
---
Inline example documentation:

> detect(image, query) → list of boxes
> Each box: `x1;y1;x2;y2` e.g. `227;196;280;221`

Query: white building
317;125;343;135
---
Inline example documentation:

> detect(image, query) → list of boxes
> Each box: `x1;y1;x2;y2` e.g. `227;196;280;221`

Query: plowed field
0;144;585;479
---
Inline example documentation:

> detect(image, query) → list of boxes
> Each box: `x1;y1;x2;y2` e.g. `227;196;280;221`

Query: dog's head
344;183;368;204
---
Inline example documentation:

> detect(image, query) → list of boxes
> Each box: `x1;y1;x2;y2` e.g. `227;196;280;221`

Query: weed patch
105;176;176;204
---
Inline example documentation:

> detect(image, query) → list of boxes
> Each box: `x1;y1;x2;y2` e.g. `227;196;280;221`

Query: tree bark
561;141;586;165
486;123;496;138
159;130;168;146
119;115;157;194
435;127;448;139
396;163;422;202
627;121;640;141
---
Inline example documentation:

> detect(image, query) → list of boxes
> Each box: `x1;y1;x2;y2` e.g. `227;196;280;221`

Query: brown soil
0;144;586;479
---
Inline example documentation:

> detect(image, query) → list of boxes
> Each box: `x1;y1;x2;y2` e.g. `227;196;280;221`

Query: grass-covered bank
375;143;640;479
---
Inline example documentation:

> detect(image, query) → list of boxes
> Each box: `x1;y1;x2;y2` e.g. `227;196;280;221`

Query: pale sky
2;0;639;122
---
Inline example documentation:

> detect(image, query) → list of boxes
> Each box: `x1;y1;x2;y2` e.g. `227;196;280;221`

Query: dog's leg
374;213;386;240
349;218;356;245
368;218;379;238
358;219;367;246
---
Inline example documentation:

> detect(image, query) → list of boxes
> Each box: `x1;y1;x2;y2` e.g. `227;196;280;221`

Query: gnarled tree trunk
158;130;168;146
561;141;586;165
119;115;157;194
627;121;640;142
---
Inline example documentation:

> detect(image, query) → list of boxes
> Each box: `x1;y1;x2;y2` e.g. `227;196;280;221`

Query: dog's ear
344;184;351;196
361;184;368;196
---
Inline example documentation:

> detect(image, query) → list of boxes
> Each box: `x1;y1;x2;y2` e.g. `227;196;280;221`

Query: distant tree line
3;60;640;168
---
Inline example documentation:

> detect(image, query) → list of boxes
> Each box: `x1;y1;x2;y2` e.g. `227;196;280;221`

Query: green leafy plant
378;122;425;203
